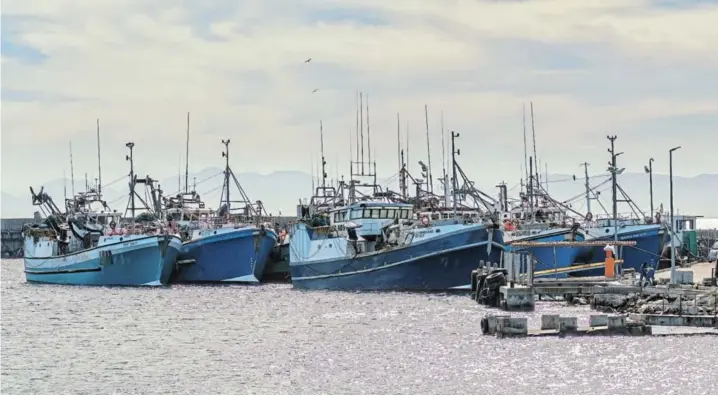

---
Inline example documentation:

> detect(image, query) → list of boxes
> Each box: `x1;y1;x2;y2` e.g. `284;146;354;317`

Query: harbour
4;1;718;394
3;95;718;394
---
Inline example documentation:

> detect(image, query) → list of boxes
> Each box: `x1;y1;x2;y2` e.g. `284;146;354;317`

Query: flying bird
312;89;319;93
305;58;312;63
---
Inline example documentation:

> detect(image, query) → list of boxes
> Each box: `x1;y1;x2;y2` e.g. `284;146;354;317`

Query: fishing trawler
565;137;665;275
500;160;588;278
289;117;504;291
23;141;182;286
170;137;277;283
289;192;504;290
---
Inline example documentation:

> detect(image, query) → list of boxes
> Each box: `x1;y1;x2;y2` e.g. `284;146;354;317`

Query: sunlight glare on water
2;259;716;394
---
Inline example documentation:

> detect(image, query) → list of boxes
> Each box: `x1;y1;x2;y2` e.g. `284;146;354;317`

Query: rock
593;294;630;309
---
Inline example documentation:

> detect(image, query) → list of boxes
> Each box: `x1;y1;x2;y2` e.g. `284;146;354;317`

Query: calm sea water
2;259;717;394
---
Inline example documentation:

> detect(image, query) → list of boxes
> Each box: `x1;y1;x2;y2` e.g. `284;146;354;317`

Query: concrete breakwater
587;292;717;316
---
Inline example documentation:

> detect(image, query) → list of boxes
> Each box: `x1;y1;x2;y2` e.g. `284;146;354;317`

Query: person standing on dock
640;261;648;287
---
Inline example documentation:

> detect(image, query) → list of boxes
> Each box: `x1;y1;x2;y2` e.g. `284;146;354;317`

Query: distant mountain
539;172;717;219
2;169;716;220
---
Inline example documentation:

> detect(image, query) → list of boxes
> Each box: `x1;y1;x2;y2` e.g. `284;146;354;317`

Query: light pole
644;158;654;220
669;146;681;284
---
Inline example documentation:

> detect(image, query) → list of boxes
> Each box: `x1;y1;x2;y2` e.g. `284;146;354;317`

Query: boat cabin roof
329;201;413;213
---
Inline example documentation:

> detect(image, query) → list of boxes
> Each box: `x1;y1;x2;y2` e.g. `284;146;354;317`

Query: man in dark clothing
639;261;649;287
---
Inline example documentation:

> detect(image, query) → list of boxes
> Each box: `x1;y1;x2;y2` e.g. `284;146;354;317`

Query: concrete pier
480;314;718;338
628;314;717;327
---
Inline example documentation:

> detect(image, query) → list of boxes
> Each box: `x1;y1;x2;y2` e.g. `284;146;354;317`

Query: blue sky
2;0;717;207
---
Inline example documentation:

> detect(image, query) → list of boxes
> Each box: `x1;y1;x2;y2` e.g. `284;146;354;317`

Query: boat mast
355;90;359;170
125;142;136;218
529;157;534;222
522;104;528;193
96;118;102;197
320;120;327;189
424;104;433;194
451;130;459;216
185;112;190;194
366;93;371;172
222;139;231;212
405;121;411;175
441;110;448;207
581;162;591;214
360;92;364;175
69;141;75;197
530;102;539;189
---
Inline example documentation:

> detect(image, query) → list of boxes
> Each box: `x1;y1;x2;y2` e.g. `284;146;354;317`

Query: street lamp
644;158;654;220
669;146;681;284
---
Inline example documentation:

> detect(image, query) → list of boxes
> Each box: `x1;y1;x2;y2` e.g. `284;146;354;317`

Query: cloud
2;0;717;206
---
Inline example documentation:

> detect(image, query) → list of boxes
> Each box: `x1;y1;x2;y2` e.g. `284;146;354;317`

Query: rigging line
199;184;224;197
546;174;610;185
100;173;129;190
561;177;612;204
107;195;128;205
164;171;224;197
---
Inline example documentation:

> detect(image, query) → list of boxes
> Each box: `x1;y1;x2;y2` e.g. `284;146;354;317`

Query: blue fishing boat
290;142;503;290
497;172;588;278
571;220;664;275
565;136;665;276
169;138;277;283
23;186;181;286
505;227;586;277
289;201;504;291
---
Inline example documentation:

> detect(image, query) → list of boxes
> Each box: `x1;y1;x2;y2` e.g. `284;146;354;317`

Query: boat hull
24;235;181;286
264;242;291;280
506;229;585;279
290;225;504;291
173;227;277;283
571;225;664;276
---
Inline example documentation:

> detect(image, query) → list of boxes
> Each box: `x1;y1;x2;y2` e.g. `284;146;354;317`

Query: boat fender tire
484;271;505;285
585;212;593;222
470;270;478;291
480;317;489;334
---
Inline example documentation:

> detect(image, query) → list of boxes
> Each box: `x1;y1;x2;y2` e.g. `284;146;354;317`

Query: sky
2;0;718;201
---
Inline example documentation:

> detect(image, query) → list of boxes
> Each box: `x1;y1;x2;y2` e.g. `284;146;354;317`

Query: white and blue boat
289;200;504;291
168;139;277;283
23;187;181;286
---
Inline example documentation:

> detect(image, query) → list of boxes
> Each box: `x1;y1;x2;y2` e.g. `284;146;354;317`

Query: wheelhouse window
350;209;362;220
387;209;396;219
380;209;388;218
